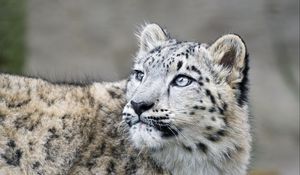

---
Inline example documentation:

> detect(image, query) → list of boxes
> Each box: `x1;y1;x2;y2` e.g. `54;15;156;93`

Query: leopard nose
131;101;154;116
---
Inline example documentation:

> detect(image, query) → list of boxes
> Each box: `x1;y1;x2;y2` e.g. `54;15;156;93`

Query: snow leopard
1;23;251;175
122;23;251;175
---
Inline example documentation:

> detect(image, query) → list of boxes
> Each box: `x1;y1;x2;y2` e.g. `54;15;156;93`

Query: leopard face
122;24;248;152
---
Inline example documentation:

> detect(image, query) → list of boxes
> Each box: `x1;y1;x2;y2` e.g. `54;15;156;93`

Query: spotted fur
123;23;251;175
0;74;166;175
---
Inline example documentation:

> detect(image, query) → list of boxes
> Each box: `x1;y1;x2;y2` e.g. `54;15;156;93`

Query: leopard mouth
129;117;180;138
130;118;149;126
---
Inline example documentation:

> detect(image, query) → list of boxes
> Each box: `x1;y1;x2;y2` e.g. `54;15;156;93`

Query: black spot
7;99;31;108
13;118;23;129
107;90;121;99
200;106;206;110
205;89;216;104
7;140;16;148
193;105;206;110
198;82;204;86
217;129;227;136
13;114;40;131
207;134;221;142
189;111;195;115
1;147;23;166
44;128;60;162
106;160;116;174
182;145;193;152
125;156;138;175
185;53;189;59
206;126;213;130
211;116;216;121
208;107;216;113
48;128;59;139
218;107;224;115
32;161;41;169
197;142;208;153
86;160;96;169
191;66;201;75
177;61;183;71
205;78;210;83
223;103;228;111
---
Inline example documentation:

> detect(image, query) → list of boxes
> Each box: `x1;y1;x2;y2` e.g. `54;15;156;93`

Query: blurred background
0;0;299;174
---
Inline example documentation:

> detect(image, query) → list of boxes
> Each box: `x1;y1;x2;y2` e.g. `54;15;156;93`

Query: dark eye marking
191;66;201;75
177;61;183;71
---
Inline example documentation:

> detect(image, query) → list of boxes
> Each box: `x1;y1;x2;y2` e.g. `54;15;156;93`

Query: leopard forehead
133;41;211;75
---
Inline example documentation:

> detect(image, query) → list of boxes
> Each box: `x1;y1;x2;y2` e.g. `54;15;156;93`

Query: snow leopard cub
1;23;251;175
123;23;251;175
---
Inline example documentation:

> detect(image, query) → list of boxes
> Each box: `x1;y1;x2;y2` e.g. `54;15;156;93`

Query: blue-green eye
172;75;193;87
134;70;144;81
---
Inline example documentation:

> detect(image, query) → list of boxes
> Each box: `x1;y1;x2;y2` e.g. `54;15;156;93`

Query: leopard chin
129;122;164;148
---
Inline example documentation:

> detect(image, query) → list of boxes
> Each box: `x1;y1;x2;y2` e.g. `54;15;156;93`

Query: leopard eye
134;70;144;81
172;75;193;87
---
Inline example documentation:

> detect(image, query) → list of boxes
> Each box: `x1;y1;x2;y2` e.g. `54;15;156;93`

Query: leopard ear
137;23;169;55
208;34;247;85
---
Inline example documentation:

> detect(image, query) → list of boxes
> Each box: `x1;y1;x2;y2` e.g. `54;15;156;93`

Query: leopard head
122;23;248;152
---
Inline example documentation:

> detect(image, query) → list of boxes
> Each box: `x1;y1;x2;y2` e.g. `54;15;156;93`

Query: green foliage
0;0;26;73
